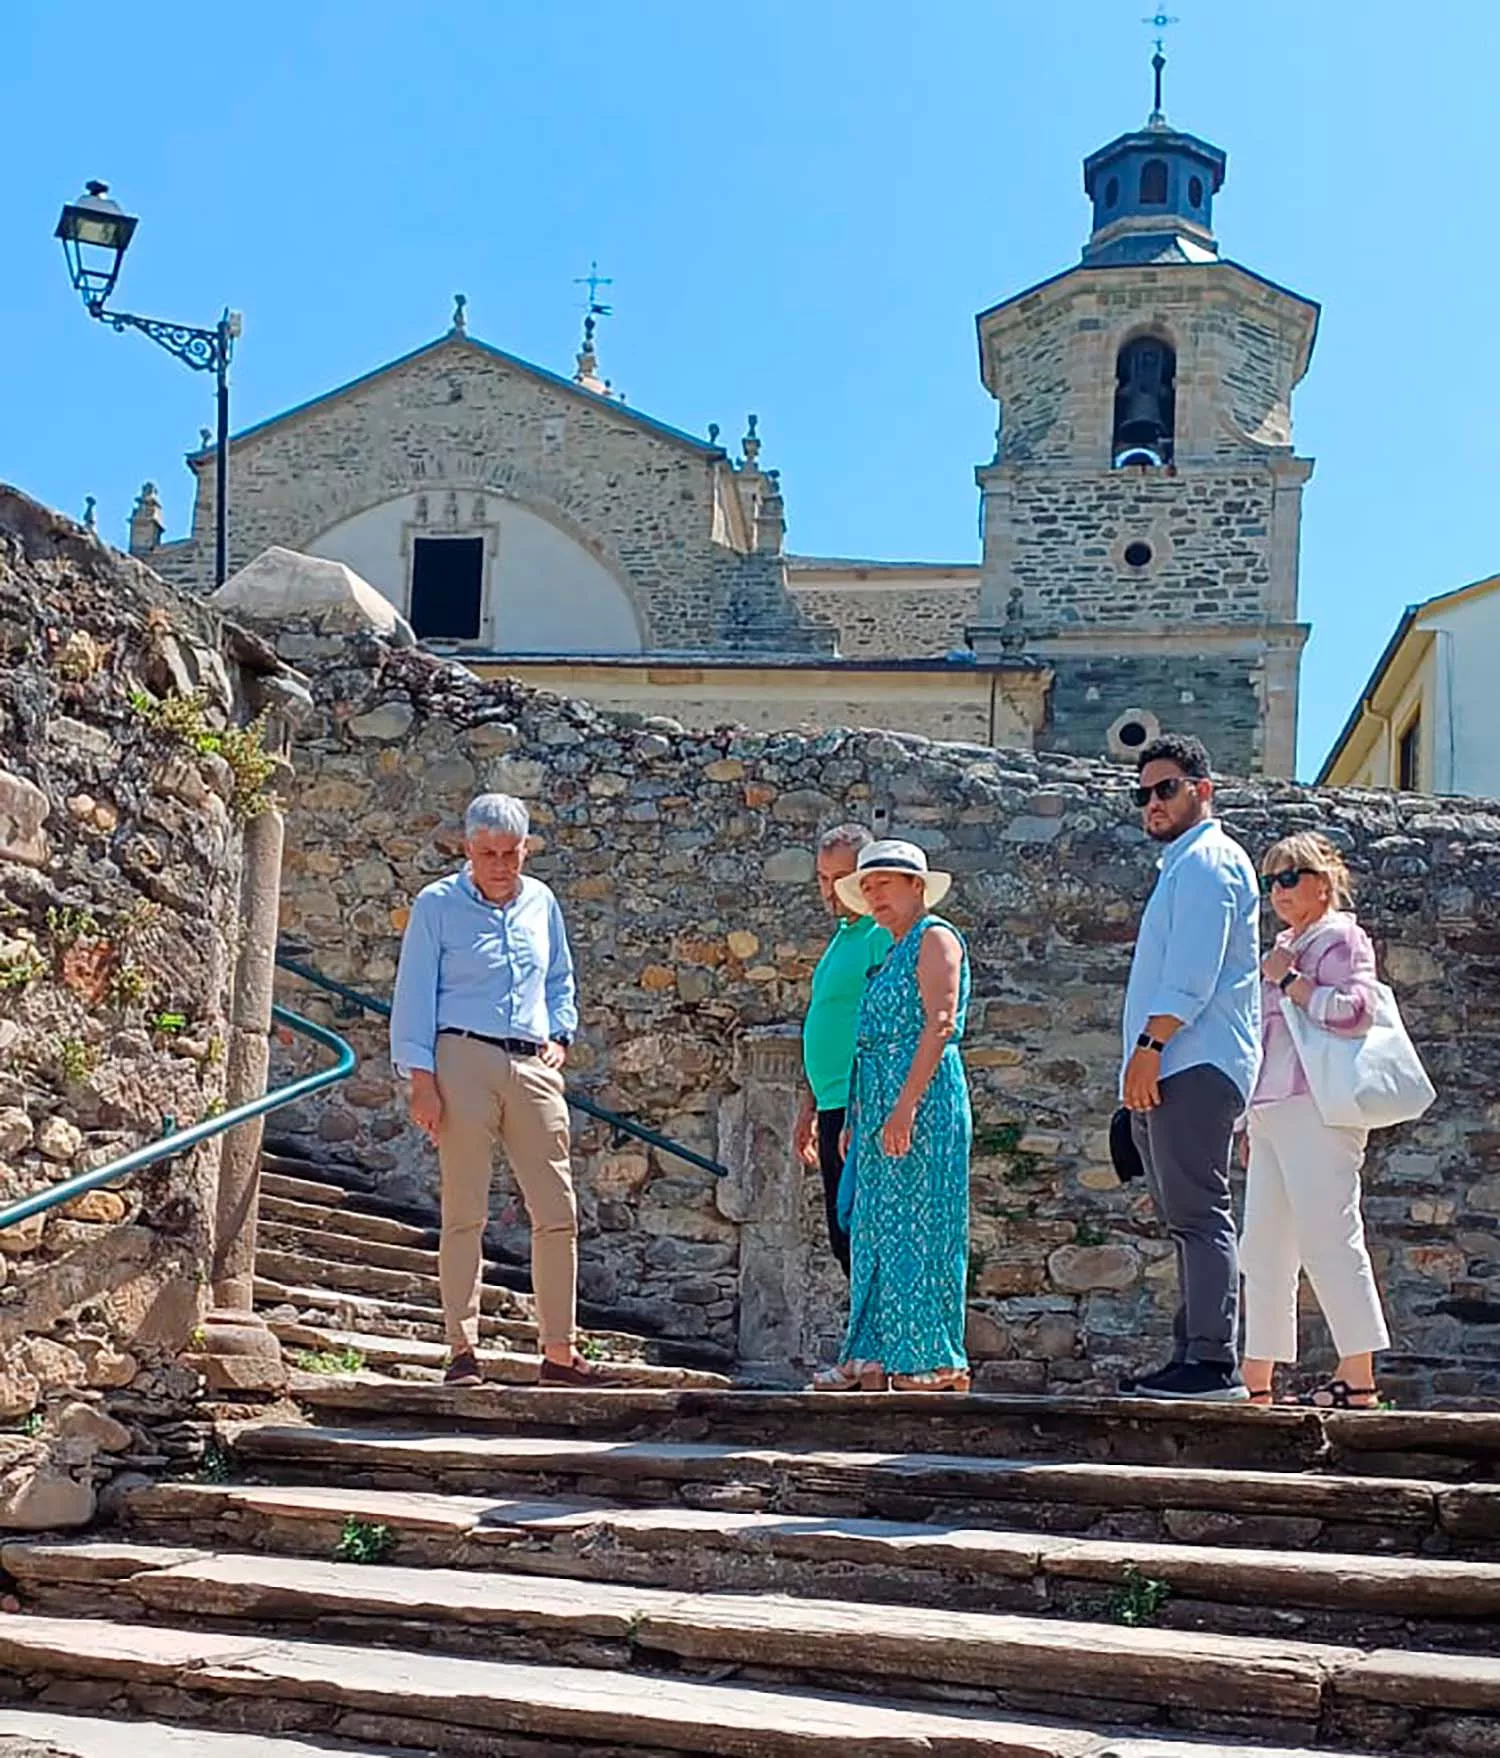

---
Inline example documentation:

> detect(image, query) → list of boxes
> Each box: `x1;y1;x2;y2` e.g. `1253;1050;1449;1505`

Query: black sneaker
1118;1361;1179;1395
1132;1361;1249;1402
443;1350;483;1387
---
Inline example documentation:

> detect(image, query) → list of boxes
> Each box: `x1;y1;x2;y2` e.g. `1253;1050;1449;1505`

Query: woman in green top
813;840;973;1394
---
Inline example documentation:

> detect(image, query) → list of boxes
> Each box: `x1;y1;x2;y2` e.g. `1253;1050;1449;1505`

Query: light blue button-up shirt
389;869;578;1076
1121;819;1262;1105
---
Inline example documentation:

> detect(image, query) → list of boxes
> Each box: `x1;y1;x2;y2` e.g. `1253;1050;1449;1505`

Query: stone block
0;1213;46;1256
212;546;415;642
348;702;415;742
0;766;49;867
964;1307;1014;1360
1047;1243;1142;1293
0;1463;95;1531
36;1117;83;1163
53;1401;132;1451
0;1108;33;1156
465;720;519;756
763;848;814;884
61;1190;126;1224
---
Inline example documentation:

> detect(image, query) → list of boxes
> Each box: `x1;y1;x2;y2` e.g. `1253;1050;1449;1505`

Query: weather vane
1142;9;1179;120
1143;9;1179;53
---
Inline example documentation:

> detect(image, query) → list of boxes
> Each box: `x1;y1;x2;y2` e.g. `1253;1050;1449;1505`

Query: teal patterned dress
843;915;972;1374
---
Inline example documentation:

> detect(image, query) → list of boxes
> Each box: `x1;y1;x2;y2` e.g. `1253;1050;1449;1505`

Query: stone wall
787;579;978;659
262;599;1500;1406
0;488;257;1528
1046;650;1265;779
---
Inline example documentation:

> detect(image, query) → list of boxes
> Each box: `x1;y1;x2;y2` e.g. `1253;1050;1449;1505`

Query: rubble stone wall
0;487;251;1528
268;615;1500;1405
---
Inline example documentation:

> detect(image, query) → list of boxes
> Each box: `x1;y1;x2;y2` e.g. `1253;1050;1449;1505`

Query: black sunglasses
1132;776;1188;808
1261;867;1313;894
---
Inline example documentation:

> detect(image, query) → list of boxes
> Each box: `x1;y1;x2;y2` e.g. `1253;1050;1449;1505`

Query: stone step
117;1479;1500;1652
229;1424;1500;1558
254;1248;526;1317
271;1322;730;1390
260;1192;434;1251
259;1166;365;1209
1;1551;1448;1751
0;1610;1360;1758
259;1221;447;1280
0;1706;417;1758
280;1379;1500;1481
254;1275;537;1345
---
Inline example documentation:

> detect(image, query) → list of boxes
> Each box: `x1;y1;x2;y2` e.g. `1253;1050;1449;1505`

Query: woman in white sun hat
812;839;973;1393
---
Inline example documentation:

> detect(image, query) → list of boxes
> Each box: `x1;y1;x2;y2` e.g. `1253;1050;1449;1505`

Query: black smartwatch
1278;969;1299;994
1136;1032;1166;1053
553;1032;573;1048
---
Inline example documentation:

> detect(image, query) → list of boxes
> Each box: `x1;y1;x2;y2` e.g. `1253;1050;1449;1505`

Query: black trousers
816;1107;852;1278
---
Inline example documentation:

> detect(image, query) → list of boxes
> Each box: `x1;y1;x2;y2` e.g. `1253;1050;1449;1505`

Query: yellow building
1317;574;1500;796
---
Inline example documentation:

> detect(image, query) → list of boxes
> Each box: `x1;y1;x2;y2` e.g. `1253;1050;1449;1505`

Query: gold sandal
889;1367;971;1394
811;1360;888;1392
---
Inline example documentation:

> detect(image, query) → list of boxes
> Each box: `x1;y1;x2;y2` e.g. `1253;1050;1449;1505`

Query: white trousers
1242;1094;1391;1363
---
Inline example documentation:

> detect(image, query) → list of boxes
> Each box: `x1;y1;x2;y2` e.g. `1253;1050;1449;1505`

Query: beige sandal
811;1360;888;1392
890;1367;971;1394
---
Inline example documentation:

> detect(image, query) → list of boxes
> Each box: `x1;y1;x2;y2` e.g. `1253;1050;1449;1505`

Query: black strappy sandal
1246;1389;1274;1407
1293;1379;1379;1410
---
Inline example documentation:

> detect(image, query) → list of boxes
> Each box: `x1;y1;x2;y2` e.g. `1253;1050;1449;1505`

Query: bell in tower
1112;336;1176;467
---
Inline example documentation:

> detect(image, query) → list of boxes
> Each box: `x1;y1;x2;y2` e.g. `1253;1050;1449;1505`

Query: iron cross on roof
575;260;614;318
1142;9;1179;119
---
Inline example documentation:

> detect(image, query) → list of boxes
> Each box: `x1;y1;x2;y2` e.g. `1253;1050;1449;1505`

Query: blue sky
2;1;1496;778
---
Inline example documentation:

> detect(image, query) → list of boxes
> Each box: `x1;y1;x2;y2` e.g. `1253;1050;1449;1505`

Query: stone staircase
250;1149;730;1388
4;1164;1500;1755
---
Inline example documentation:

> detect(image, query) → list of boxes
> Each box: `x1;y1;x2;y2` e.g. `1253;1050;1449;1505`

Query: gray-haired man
390;793;609;1388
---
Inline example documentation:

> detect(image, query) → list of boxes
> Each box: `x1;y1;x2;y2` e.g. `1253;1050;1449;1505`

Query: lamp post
55;181;242;588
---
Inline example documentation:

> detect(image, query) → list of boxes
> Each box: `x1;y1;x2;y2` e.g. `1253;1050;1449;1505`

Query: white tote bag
1280;982;1436;1130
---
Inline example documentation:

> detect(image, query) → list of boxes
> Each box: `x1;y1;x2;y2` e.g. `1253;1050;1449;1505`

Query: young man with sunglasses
1120;734;1261;1401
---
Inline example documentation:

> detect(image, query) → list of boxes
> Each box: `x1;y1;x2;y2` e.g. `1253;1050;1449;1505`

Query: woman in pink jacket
1241;832;1389;1410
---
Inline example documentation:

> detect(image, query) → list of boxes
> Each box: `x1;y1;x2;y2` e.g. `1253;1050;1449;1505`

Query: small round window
1188;175;1205;208
1124;540;1154;569
1108;706;1162;761
1105;175;1120;209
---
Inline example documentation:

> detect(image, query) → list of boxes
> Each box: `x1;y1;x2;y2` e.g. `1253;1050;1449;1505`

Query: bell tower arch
968;57;1318;778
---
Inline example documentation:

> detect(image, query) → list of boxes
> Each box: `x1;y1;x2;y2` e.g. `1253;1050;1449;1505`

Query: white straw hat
834;838;953;915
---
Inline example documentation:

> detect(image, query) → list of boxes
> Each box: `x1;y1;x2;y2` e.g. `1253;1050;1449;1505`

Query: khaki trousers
434;1033;577;1352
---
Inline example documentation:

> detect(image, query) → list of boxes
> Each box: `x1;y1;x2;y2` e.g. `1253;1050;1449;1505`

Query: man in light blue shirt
391;792;611;1389
1119;734;1261;1403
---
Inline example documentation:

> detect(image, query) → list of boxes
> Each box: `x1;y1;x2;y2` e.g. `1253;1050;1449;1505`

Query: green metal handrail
0;1004;356;1233
274;948;729;1179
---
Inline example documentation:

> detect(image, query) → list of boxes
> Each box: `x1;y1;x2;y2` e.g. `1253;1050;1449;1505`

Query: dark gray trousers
1131;1063;1244;1367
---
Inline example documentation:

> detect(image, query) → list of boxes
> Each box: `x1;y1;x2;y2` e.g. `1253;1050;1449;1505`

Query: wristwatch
1277;970;1299;994
1136;1033;1166;1053
553;1032;574;1048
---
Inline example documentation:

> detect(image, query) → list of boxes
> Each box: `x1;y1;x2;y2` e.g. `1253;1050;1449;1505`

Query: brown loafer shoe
444;1350;483;1387
538;1355;629;1388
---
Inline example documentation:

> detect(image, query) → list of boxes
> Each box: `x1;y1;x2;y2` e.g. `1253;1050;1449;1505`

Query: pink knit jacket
1252;910;1379;1108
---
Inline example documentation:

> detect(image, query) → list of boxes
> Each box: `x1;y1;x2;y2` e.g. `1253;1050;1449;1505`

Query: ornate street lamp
55;181;241;588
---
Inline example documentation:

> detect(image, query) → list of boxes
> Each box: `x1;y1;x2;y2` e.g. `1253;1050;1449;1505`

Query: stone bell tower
968;52;1319;778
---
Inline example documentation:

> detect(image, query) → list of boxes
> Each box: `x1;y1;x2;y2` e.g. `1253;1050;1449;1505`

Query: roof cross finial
1142;9;1179;122
575;259;614;314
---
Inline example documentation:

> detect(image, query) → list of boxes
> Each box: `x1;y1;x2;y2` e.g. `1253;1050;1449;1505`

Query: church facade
129;80;1316;775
